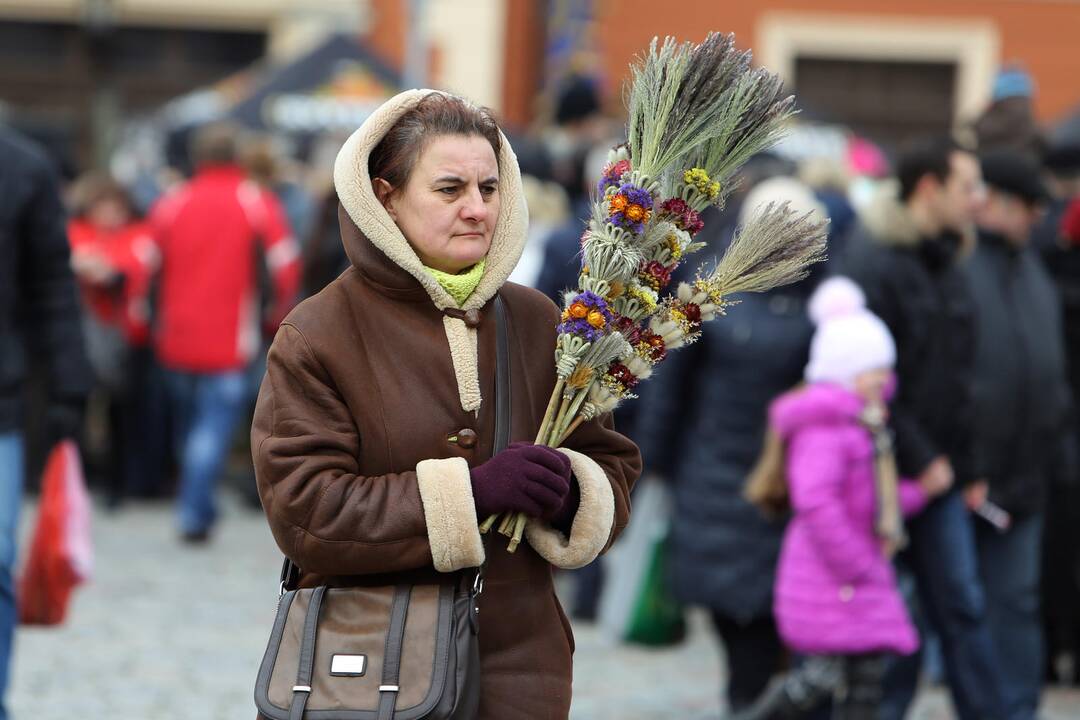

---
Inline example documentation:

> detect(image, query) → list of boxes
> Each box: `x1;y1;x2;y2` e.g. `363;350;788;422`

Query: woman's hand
70;250;119;285
470;442;572;520
917;455;954;498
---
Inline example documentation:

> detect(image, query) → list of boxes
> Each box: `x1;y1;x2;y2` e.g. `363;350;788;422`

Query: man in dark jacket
1032;144;1080;686
966;149;1068;718
842;136;1009;720
0;126;92;719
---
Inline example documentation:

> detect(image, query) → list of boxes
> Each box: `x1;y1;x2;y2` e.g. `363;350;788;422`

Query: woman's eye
481;185;497;197
438;187;458;195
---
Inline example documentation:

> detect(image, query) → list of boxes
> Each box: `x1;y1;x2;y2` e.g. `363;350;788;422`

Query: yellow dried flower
628;285;658;312
665;233;683;261
683;168;719;199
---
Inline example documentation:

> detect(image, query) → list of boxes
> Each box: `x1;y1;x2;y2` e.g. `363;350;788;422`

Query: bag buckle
471;570;484;597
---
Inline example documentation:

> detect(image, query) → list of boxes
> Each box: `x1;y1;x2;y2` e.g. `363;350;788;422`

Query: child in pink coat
738;277;952;720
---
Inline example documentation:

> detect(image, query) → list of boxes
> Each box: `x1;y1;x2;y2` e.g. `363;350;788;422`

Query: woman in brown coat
251;90;640;719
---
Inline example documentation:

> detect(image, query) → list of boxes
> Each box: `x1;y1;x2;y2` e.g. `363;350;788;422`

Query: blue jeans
165;370;249;535
882;489;1008;720
977;512;1044;719
0;433;24;720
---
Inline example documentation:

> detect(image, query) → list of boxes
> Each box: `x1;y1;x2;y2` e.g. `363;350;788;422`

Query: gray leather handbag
254;295;511;719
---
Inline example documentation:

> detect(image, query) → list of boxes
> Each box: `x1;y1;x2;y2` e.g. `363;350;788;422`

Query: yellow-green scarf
424;259;486;306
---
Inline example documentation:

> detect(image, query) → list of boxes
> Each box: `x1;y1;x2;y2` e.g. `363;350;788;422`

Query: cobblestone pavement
11;494;1080;719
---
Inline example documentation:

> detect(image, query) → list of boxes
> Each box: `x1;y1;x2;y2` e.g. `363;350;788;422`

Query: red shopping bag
18;440;93;625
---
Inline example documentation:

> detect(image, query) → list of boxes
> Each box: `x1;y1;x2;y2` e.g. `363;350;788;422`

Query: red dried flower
682;302;702;330
608;363;639;389
640;261;672;291
636;330;667;362
683;209;704;235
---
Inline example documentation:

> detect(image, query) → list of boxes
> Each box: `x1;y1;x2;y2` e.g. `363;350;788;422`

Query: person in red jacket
150;123;300;541
68;174;159;504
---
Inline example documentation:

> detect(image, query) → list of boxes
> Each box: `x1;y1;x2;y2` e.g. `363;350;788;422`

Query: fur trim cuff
417;457;485;572
525;448;615;569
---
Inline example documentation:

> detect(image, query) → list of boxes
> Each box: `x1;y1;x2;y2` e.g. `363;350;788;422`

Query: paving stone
9;495;1079;719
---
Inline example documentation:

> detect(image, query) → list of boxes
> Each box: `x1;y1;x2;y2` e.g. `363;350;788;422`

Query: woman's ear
372;178;397;220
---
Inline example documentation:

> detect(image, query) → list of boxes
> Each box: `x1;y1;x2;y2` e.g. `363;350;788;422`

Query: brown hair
368;92;502;190
743;384;805;516
743;428;790;515
190;121;241;168
69;172;136;219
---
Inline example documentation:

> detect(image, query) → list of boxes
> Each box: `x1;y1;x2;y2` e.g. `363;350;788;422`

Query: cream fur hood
333;89;530;413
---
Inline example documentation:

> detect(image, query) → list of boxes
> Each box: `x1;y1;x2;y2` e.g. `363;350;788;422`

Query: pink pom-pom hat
804;276;896;388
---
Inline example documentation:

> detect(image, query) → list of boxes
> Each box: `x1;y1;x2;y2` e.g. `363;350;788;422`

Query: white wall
425;0;506;112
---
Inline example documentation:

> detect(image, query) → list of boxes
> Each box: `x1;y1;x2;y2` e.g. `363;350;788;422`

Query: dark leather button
452;428;478;449
442;307;482;328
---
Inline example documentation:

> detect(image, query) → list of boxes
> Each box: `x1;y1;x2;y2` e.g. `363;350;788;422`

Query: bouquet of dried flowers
483;33;828;551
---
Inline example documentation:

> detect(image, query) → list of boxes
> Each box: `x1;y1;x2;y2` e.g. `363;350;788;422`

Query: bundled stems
484;380;594;550
478;31;824;558
481;378;568;539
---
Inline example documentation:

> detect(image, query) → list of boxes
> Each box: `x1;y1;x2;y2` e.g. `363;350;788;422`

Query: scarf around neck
424;259;487;306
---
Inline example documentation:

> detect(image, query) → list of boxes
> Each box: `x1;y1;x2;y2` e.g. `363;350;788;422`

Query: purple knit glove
471;441;572;520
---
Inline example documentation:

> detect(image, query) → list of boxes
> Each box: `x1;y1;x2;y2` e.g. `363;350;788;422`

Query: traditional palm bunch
482;33;828;551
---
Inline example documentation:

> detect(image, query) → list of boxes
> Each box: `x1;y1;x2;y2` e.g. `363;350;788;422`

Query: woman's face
89;197;130;232
375;134;500;274
854;367;892;405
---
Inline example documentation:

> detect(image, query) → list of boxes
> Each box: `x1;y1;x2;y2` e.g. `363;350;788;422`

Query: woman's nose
461;187;488;222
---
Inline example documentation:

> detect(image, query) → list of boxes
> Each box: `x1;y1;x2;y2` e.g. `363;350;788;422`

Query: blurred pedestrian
800;156;857;261
0;125;92;720
242;134;315;251
971;67;1043;162
1035;140;1080;686
634;176;828;713
252;90;640;718
841;136;1008;720
738;277;952;720
67;174;159;504
965;149;1069;717
149;122;300;542
299;185;348;299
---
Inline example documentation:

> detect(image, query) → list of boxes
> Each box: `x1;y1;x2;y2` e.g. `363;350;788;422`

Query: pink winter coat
771;383;928;656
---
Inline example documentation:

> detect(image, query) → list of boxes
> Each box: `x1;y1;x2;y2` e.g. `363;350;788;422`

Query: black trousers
731;653;889;720
711;611;786;710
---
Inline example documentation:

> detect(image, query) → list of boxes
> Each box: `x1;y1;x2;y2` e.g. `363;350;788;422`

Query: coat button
463;310;481;328
839;585;854;602
450;429;478;449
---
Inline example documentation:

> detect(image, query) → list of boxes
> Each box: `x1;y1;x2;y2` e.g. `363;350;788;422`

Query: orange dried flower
587;311;607;329
569;302;589;319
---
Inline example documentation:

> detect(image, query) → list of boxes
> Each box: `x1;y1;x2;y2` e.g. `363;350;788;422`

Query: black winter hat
980;149;1050;205
555;75;600;126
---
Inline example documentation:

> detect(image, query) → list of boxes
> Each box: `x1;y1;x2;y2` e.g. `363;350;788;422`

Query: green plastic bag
624;530;686;646
598;478;687;647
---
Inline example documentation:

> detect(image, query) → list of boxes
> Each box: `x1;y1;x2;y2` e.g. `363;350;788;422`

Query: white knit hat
805;276;896;387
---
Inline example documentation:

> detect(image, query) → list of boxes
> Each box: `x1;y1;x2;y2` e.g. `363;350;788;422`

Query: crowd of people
1;66;1079;719
623;78;1080;719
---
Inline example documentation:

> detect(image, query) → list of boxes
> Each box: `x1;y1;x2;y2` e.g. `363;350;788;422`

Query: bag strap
278;293;511;594
493;293;511;457
375;585;412;719
287;585;327;720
